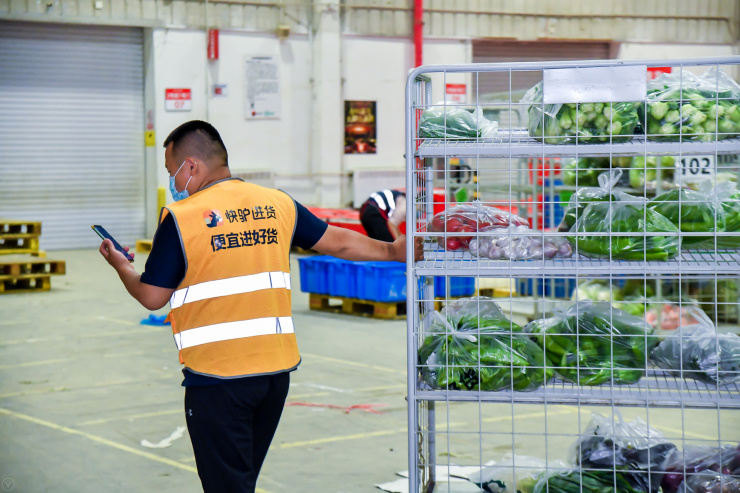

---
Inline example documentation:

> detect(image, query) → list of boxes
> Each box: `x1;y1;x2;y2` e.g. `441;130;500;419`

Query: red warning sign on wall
165;88;192;111
208;29;219;60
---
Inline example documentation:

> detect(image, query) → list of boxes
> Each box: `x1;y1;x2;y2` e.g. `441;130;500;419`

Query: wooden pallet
0;234;40;255
136;239;153;253
0;256;66;278
0;275;52;294
308;293;406;320
478;288;517;298
0;220;42;236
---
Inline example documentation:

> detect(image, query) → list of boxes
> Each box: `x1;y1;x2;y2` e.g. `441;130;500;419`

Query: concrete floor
0;250;738;493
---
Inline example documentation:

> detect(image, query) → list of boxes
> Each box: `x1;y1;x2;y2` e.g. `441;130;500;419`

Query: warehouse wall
342;37;470;175
147;29;468;211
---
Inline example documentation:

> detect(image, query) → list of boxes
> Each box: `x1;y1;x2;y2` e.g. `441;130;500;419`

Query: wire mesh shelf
416;370;740;409
416;131;740;159
415;250;740;277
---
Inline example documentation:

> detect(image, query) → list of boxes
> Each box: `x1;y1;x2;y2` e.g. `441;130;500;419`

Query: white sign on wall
165;88;192;111
245;55;280;120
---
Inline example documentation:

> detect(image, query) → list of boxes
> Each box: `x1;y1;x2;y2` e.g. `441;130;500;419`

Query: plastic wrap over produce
678;473;740;493
468;454;568;493
522;81;640;144
525;301;657;386
427;203;573;259
560;170;644;232
662;444;740;493
418;102;498;139
533;469;648;493
649;188;726;248
418;297;553;392
569;199;680;261
563;156;632;187
650;310;740;386
642;67;740;142
572;413;677;493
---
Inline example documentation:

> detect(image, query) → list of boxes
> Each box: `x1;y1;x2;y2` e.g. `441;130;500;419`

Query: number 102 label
675;155;714;185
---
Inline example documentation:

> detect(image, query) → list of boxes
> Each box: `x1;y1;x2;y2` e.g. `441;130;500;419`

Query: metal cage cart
405;57;740;493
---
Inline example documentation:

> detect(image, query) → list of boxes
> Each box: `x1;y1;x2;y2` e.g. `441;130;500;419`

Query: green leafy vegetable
523;82;639;144
568;201;680;261
641;68;740;142
525;302;658;386
649;189;725;247
419;297;553;392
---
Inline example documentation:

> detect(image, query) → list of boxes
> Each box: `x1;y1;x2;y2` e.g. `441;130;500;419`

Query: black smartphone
91;225;134;262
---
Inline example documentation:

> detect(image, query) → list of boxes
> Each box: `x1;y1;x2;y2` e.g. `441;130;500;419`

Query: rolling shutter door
0;21;145;250
472;40;612;98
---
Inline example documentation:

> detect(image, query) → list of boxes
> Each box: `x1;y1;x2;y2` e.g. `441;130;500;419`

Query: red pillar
414;0;423;67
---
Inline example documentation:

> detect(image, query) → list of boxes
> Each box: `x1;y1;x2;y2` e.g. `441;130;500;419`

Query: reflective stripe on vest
170;271;291;309
371;190;396;213
174;316;295;350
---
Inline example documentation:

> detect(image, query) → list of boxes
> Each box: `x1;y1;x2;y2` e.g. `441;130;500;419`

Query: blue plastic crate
298;256;341;294
516;278;576;299
327;259;361;298
433;277;475;298
357;262;407;302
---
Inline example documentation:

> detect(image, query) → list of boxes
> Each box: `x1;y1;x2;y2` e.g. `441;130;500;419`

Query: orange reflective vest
162;178;300;378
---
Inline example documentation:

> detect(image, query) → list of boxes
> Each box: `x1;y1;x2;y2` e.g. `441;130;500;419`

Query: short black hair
163;120;228;166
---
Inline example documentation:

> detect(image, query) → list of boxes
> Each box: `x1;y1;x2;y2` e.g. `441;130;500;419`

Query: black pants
184;372;290;493
360;203;394;242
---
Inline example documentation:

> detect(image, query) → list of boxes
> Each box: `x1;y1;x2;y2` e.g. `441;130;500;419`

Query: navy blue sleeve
140;213;186;289
292;200;328;249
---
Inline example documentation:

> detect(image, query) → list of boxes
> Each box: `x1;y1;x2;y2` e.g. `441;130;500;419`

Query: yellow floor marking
287;392;330;400
653;424;717;441
279;429;404;448
300;352;404;375
481;407;578;423
0;407;273;493
0;327;161;347
0;358;74;370
103;351;145;358
77;409;183;427
0;336;65;346
0;407;197;472
0;320;29;326
0;374;176;399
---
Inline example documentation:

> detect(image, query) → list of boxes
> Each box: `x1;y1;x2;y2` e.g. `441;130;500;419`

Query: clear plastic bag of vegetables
642;67;740;142
525;301;658;386
532;468;649;493
427;202;530;252
649;188;726;248
559;169;644;232
571;279;624;303
468;226;573;260
418;101;499;139
468;454;569;493
572;412;678;493
629;156;677;191
650;309;740;386
568;198;680;261
678;473;740;493
418;297;553;392
661;444;740;493
563;157;631;187
522;81;640;144
427;203;573;259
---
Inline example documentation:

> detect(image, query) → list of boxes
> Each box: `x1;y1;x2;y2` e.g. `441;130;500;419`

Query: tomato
446;238;462;251
446;218;464;232
430;215;446;231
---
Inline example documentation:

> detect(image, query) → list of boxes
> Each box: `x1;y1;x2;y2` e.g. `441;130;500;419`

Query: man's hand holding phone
92;225;135;268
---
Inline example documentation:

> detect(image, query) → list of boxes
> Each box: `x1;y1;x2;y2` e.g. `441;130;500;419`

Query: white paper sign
543;66;647;104
165;88;192;111
245;55;280;119
674;155;716;185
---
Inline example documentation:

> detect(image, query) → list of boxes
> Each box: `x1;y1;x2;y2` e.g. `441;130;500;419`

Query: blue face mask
169;160;193;202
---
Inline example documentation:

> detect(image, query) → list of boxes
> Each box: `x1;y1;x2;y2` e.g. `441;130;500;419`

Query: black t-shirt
141;199;328;386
